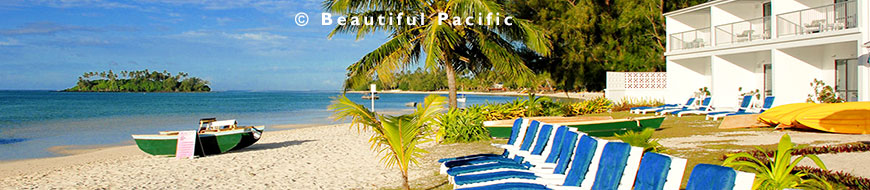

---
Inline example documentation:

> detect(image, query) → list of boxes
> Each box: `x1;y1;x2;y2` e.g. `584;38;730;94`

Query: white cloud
0;38;19;46
226;32;287;41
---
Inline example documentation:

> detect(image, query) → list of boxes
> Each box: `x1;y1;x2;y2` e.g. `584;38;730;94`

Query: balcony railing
670;27;711;51
715;17;770;46
777;0;857;37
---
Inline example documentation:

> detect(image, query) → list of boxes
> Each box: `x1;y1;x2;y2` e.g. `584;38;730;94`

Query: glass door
763;64;772;96
835;59;858;101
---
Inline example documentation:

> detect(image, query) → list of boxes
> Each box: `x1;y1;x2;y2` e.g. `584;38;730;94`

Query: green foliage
612;97;664;112
807;79;845;103
65;70;209;92
564;97;612;116
698;87;711;96
437;107;490;143
328;94;446;190
508;0;707;91
479;99;528;121
614;128;668;153
722;134;832;190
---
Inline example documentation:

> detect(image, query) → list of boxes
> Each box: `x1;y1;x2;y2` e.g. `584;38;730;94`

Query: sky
0;0;390;91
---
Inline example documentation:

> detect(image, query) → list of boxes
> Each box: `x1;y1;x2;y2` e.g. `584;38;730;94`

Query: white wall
712;51;768;108
666;57;711;103
772;46;827;105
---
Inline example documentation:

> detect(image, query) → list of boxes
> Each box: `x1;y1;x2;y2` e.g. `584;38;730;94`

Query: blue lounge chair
440;121;543;174
446;126;569;177
700;95;753;119
449;131;583;185
633;97;696;114
707;96;775;121
685;164;755;190
455;141;644;190
660;97;712;116
632;152;688;190
438;118;527;163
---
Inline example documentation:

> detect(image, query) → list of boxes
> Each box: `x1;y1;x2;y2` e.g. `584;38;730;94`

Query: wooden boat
558;116;666;137
132;118;265;156
483;116;614;138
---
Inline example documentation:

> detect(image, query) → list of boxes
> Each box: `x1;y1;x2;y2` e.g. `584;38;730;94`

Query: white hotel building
664;0;869;108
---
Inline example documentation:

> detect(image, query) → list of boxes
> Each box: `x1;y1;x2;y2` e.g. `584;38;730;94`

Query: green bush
565;97;612;116
437;107;490;143
807;79;845;103
479;99;527;120
612;97;664;112
614;128;668;153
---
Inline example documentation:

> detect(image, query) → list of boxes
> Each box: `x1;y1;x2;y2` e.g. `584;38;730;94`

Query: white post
370;84;376;112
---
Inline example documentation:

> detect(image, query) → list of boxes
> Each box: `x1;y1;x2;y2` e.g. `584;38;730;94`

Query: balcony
715;17;770;46
776;0;857;37
670;27;711;51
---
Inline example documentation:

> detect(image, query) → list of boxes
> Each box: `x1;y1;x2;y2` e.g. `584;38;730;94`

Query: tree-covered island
64;70;211;92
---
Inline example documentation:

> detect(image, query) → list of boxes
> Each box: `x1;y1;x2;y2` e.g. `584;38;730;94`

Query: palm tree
324;0;551;108
329;94;446;190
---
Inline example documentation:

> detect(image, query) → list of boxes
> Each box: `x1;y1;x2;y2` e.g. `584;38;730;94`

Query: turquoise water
0;90;516;160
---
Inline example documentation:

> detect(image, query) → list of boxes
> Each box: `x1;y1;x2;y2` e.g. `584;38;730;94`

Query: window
835;59;858;101
763;64;772;96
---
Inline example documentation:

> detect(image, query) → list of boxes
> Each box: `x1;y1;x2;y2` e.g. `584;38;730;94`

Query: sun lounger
454;141;644;190
685;164;755;190
633;98;695;114
707;96;775;121
679;95;752;117
439;118;528;163
659;97;711;116
446;125;570;176
632;152;688;190
442;121;557;174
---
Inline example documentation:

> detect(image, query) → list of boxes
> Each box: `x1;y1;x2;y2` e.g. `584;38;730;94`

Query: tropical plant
328;94;446;190
611;97;663;112
524;93;551;116
807;79;845;103
65;70;208;92
324;0;552;109
722;134;832;190
564;97;612;116
437;107;490;143
614;128;668;153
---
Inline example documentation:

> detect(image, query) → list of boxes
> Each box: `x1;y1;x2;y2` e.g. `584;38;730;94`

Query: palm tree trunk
444;64;458;109
401;171;410;190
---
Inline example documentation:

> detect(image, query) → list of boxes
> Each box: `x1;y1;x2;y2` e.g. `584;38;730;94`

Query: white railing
715;17;770;46
777;0;857;37
669;27;711;51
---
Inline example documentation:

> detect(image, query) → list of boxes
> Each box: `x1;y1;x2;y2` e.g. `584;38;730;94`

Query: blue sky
0;0;389;91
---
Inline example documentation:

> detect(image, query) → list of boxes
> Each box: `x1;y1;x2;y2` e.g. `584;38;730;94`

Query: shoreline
348;90;603;100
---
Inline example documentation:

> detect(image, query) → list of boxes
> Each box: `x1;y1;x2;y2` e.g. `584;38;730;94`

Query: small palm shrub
612;97;664;112
329;94;446;190
437;107;490;143
722;134;832;190
614;128;668;153
479;99;527;120
565;97;612;116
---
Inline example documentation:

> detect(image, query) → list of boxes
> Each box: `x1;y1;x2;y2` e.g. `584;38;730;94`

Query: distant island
64;69;211;92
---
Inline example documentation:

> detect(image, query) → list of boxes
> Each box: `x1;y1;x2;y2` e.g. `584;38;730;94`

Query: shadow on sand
231;139;317;153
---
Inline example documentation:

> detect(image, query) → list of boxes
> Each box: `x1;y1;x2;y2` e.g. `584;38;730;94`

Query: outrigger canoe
132;118;265;156
483;116;664;137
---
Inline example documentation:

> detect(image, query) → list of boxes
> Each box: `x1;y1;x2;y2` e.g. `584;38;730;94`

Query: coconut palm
329;94;446;189
324;0;551;108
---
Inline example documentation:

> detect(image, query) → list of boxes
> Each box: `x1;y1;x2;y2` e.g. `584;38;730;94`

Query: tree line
64;69;211;92
330;0;707;108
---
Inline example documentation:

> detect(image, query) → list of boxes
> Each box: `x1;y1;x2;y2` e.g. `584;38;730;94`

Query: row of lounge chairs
437;118;755;190
629;96;775;120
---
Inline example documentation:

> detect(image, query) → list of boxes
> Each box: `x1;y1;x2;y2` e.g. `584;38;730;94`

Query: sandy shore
348;90;603;100
0;124;438;189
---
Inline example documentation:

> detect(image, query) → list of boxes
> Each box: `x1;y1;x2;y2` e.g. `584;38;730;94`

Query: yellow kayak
758;103;818;126
794;102;870;134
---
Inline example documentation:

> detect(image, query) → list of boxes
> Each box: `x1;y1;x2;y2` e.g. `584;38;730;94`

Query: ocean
0;90;516;160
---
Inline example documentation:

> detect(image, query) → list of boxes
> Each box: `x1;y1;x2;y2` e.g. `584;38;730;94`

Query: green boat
482;116;614;138
132;118;265;156
483;116;665;138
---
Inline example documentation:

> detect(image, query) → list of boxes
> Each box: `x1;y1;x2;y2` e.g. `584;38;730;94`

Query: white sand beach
0;124;463;189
